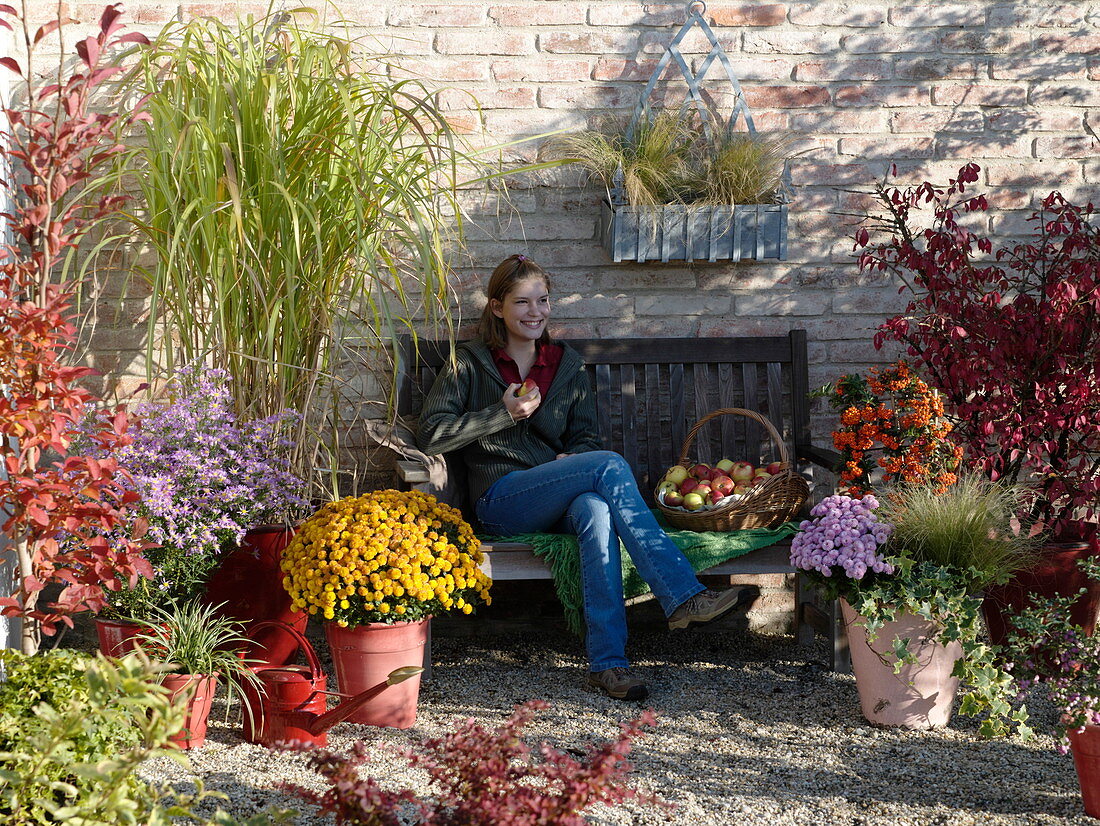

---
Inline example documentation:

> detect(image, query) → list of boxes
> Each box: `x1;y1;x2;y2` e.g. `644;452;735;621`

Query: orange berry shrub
828;362;962;497
281;490;492;626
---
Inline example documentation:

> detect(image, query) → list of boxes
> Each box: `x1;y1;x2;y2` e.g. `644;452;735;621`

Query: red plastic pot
203;524;306;666
983;539;1100;647
1068;724;1100;818
95;617;145;658
162;673;219;749
325;619;429;730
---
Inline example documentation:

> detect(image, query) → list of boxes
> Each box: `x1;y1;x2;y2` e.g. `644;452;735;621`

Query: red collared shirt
490;342;564;398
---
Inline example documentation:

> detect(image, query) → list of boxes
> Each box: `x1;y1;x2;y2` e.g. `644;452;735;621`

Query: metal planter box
600;200;788;264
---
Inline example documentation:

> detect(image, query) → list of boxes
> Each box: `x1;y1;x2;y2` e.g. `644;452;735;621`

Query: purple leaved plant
790;494;894;580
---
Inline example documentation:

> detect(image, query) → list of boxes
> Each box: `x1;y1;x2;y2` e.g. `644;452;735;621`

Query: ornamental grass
281;490;492;627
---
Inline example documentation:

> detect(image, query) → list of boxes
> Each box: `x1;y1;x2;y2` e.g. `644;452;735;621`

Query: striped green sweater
416;339;602;505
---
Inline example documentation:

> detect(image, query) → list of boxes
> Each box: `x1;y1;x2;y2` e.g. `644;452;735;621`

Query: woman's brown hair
476;254;552;349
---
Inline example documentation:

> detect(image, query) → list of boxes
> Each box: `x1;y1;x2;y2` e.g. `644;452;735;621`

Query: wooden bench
394;330;847;670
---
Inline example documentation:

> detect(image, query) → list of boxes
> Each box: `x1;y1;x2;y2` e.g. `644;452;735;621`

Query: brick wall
29;0;1098;436
20;0;1097;634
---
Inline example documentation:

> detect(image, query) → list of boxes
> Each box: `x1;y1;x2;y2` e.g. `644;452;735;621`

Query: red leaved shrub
285;700;664;825
857;162;1100;542
0;4;151;651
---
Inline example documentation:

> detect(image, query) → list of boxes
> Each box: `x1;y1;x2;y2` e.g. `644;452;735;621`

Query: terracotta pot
161;673;219;749
841;599;962;729
983;539;1100;647
1068;724;1100;818
325;619;428;729
95;617;145;658
203;524;307;667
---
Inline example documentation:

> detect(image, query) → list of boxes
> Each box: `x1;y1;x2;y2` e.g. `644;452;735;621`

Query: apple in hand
712;475;736;496
664;465;690;485
716;458;735;473
682;492;705;511
765;461;784;475
514;378;538;397
730;461;755;483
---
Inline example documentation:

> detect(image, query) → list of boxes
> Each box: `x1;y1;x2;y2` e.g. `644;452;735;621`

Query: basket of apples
654;408;810;531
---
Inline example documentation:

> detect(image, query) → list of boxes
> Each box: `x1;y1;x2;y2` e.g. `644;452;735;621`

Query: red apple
514;378;537;397
765;461;784;475
694;483;713;498
679;478;699;495
730;461;755;483
707;489;726;506
712;475;735;496
682;492;705;511
664;465;690;485
733;483;750;495
664;490;684;508
716;458;736;473
747;475;766;487
690;463;711;480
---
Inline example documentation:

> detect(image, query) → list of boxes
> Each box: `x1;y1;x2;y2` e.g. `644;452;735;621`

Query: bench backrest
398;331;811;507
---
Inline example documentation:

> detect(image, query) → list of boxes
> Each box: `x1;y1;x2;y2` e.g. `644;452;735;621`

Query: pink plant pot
161;673;219;749
95;617;145;658
841;599;962;730
325;619;428;729
1069;724;1100;819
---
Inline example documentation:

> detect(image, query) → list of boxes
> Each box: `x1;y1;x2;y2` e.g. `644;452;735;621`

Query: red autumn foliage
857;162;1100;542
0;4;151;647
284;700;664;825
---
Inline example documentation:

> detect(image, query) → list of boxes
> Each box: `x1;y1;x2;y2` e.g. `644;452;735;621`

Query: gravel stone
103;616;1094;825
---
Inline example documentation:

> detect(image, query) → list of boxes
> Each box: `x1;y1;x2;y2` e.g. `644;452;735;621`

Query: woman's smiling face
491;276;550;345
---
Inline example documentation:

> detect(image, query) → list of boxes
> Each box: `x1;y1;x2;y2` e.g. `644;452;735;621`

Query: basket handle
676;407;790;468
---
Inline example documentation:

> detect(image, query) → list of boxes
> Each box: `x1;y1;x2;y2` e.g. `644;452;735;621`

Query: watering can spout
306;666;424;735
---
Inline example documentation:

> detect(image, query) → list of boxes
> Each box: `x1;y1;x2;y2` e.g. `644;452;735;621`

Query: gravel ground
100;602;1093;826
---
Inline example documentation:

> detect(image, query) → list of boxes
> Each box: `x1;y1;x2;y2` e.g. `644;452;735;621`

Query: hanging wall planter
551;1;792;264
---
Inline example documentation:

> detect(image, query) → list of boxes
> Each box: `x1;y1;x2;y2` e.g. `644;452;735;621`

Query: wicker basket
655;407;809;532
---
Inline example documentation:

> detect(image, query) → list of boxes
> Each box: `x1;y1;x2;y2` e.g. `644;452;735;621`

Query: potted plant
790;477;1037;736
123;11;480;500
134;601;262;749
280;489;493;729
549;107;795;264
856;162;1100;640
95;366;309;661
1003;558;1100;817
820;361;963;497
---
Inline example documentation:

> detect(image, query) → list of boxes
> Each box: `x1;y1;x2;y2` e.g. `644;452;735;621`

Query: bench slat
620;363;639;477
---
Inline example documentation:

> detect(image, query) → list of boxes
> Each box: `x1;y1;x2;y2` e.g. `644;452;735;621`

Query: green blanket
480;513;797;635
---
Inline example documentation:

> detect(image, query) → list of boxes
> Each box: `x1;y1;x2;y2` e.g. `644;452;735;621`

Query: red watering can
241;621;422;748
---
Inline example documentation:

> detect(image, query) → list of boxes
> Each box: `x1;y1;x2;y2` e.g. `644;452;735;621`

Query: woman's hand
503;383;541;421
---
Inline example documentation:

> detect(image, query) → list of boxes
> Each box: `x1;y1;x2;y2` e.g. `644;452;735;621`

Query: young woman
416;254;756;701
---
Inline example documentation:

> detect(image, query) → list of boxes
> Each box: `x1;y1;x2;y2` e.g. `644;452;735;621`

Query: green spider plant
124;11;471;498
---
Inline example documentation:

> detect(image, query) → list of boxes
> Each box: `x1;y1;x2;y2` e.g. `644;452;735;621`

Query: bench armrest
796;444;840;472
395;459;431;487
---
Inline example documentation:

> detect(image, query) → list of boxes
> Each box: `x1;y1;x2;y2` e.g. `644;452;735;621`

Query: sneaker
585;667;649;701
667;586;759;630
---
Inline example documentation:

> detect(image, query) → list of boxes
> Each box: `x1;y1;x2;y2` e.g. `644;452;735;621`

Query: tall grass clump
877;475;1042;588
126;11;469;496
702;132;797;206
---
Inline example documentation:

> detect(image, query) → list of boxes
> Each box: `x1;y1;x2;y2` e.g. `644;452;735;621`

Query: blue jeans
476;451;705;672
